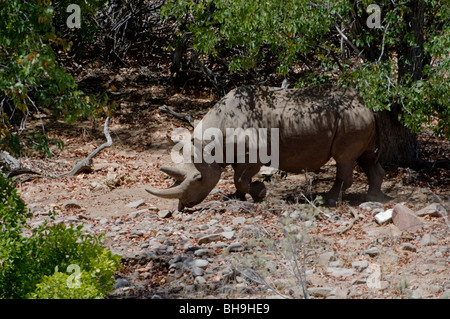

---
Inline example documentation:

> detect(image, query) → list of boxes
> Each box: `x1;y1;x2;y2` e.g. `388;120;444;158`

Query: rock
99;218;109;225
105;172;122;189
416;203;445;217
125;199;145;209
374;209;393;225
364;247;380;257
326;267;355;278
192;267;204;277
352;260;369;271
198;234;222;245
307;287;332;298
258;166;279;177
318;251;336;267
359;201;383;211
420;233;438;247
232;216;246;225
130;229;144;238
392;204;424;232
113;278;129;289
401;243;417;252
193;259;209;269
194;276;206;285
194;249;214;257
90;181;107;191
63;200;82;210
228;242;244;252
158;210;172;218
221;231;236;240
329;260;343;267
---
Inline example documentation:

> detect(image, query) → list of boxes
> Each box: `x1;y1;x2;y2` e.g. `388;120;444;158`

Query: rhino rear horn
159;166;187;181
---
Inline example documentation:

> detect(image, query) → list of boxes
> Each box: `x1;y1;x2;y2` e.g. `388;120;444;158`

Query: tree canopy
162;0;449;139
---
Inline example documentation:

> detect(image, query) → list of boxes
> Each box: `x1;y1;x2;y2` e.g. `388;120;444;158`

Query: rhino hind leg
357;150;385;201
224;163;265;202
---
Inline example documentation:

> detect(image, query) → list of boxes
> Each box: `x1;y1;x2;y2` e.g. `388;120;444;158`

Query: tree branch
59;117;113;177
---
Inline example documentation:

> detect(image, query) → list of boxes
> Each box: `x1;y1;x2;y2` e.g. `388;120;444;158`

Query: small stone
416;203;445;217
198;234;221;245
90;181;107;191
125;199;145;209
420;233;438;247
158;210;172;218
329;260;343;267
99;218;109;225
401;243;417;252
221;231;236;240
113;278;129;289
392;204;424;232
364;247;381;257
374;209;393;225
326;267;355;278
194;276;206;285
228;242;244;252
352;260;369;271
63;200;82;210
105;172;122;189
193;259;209;269
194;249;214;257
359;201;383;211
130;229;144;238
232;216;246;225
192;267;204;277
128;211;140;218
307;287;332;298
318;251;336;267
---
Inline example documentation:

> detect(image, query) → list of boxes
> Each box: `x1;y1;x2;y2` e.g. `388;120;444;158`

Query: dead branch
0;151;41;178
158;105;194;127
59;117;113;177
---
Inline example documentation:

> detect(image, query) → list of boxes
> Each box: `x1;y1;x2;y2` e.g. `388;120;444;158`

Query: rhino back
199;85;374;172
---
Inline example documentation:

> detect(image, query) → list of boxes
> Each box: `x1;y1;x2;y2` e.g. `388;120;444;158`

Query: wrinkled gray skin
146;85;385;209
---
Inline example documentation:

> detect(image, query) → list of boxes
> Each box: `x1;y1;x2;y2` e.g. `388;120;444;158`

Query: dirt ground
14;69;450;299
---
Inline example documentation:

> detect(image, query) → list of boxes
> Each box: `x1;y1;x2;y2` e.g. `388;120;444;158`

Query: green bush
0;174;122;299
0;0;108;157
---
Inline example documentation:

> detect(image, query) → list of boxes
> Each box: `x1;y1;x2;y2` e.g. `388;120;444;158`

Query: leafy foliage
0;0;107;157
162;0;449;138
0;174;122;299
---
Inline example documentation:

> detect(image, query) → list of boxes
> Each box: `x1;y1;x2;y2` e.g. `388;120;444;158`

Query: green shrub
0;0;108;157
0;174;122;299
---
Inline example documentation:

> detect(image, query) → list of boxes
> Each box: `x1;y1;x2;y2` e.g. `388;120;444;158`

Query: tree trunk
376;0;426;169
375;109;418;169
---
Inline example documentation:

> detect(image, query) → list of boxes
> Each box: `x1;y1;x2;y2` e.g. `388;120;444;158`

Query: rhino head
146;161;222;210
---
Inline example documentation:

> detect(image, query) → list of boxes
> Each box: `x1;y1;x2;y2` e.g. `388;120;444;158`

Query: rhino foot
249;181;266;202
223;191;247;201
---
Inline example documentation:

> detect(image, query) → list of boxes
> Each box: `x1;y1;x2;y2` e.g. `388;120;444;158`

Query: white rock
221;231;236;240
374;209;393;225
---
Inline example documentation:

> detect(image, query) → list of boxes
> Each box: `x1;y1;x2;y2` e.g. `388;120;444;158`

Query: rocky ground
14;70;450;299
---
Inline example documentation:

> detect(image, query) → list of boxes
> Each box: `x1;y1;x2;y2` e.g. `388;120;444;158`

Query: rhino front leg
224;163;266;202
326;160;355;205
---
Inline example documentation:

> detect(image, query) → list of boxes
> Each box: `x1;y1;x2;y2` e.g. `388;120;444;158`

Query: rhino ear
160;166;187;181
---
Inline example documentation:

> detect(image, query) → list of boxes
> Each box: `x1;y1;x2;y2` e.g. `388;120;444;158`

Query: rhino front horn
145;185;185;199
